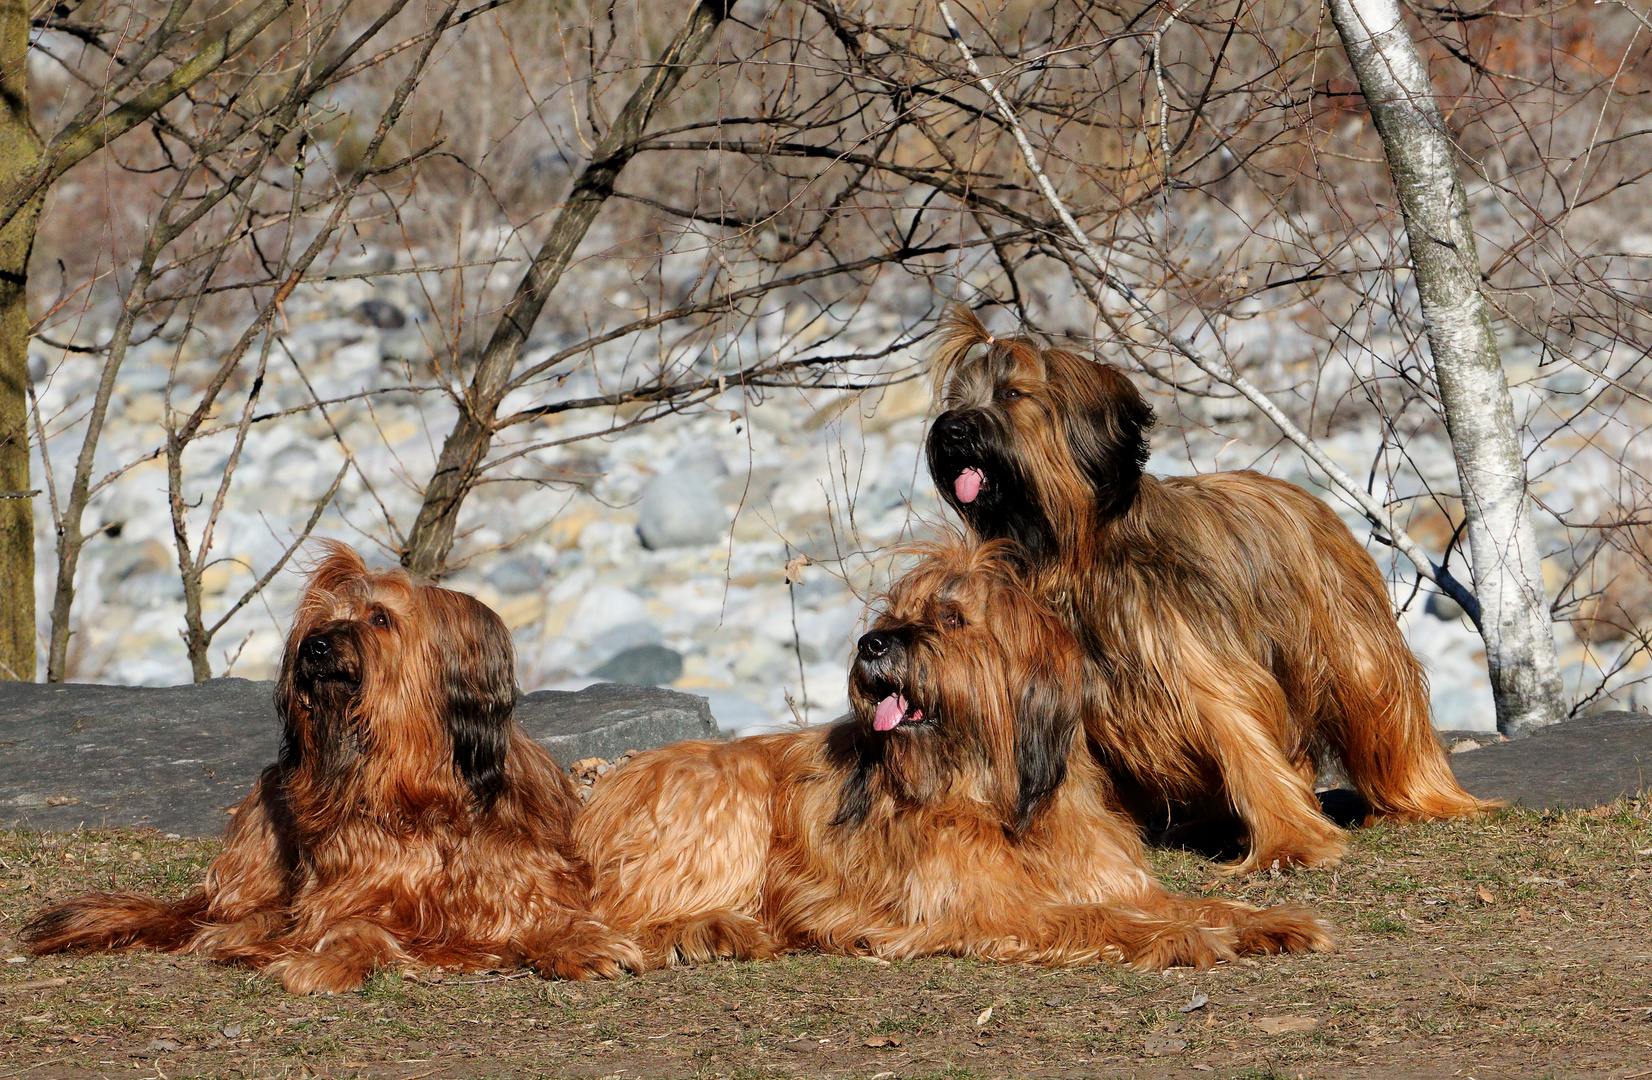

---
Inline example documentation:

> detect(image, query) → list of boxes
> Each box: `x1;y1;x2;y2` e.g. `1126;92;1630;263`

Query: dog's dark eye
939;610;965;630
999;386;1024;402
368;609;390;628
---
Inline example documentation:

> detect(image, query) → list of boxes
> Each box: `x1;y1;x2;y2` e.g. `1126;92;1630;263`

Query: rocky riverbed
24;251;1638;735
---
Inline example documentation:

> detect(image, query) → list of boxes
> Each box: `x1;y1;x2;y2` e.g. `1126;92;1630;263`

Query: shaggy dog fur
924;308;1495;872
21;543;639;993
573;537;1333;970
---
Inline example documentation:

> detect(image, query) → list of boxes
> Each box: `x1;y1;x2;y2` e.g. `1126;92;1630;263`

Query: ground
2;803;1650;1080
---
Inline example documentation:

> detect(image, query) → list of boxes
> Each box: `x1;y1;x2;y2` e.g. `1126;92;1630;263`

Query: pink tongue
873;693;908;732
954;467;985;504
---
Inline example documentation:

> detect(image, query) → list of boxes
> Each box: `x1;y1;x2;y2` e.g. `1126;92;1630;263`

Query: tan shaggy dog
573;537;1332;971
924;308;1495;873
21;543;639;993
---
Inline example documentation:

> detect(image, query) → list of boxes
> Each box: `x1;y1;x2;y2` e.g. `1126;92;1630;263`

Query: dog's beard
926;429;1059;566
300;678;365;777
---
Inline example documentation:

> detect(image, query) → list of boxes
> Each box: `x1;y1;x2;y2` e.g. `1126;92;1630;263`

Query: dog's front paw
1231;903;1336;956
530;921;642;981
1127;921;1238;972
263;951;373;995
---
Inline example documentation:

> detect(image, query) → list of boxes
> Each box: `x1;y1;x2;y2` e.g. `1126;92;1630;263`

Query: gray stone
486;554;546;595
353;298;406;329
636;450;729;550
0;679;719;836
584;619;663;658
1449;710;1651;808
589;644;684;686
1425;591;1465;621
517;683;715;763
0;679;281;837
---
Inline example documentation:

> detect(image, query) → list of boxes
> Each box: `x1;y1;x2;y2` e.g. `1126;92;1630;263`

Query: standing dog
574;537;1332;970
22;543;638;993
925;308;1493;872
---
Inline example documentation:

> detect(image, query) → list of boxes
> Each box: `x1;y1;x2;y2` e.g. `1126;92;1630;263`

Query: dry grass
2;803;1650;1079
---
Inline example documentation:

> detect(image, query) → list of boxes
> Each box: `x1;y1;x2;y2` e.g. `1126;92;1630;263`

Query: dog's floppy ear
1012;653;1082;833
1048;350;1154;520
429;588;517;809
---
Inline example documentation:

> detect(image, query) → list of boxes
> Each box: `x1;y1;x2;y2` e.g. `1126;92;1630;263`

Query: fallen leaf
143;1038;181;1054
975;1005;993;1027
857;955;892;967
1180;992;1209;1013
1258;1015;1320;1034
863;1034;901;1047
1636;848;1652;856
1477;885;1496;904
4;955;27;964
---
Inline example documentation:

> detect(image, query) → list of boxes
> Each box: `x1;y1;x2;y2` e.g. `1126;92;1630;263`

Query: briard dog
573;537;1332;970
924;307;1494;872
21;543;639;993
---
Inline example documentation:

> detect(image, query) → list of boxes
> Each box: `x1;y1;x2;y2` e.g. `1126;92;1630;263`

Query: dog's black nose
300;635;331;661
857;631;894;661
935;413;973;446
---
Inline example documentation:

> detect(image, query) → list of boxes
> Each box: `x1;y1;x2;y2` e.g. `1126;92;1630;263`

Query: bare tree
402;0;733;576
0;0;39;679
1;0;310;681
16;0;1652;732
1326;0;1565;734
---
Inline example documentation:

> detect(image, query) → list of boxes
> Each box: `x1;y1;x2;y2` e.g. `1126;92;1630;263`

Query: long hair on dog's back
21;542;638;993
925;307;1495;872
574;535;1331;970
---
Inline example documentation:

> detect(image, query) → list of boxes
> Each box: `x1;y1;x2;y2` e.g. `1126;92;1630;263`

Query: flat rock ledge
1445;709;1651;810
1;682;1644;836
0;679;715;837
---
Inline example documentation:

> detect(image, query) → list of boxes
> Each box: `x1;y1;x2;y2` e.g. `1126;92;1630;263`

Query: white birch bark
1327;0;1565;735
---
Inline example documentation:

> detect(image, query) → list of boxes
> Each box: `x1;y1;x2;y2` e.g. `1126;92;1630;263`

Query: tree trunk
0;0;41;681
1327;0;1565;735
401;0;731;578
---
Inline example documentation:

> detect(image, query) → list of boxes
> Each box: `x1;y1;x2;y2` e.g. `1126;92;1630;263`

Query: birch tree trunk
1327;0;1564;735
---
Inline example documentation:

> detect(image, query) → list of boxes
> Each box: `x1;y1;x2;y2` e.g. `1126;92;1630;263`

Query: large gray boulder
635;447;729;550
1448;710;1650;809
0;679;716;836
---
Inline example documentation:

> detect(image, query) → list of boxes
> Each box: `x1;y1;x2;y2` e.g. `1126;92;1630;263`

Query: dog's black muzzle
295;624;364;689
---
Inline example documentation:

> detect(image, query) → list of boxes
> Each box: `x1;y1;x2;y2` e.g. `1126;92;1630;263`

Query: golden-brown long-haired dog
924;307;1494;872
20;543;639;993
573;537;1331;971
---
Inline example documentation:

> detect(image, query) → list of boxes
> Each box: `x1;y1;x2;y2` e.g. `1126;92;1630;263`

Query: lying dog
574;536;1333;970
22;542;638;993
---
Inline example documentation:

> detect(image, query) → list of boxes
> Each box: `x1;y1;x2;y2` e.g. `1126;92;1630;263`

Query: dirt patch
2;804;1650;1079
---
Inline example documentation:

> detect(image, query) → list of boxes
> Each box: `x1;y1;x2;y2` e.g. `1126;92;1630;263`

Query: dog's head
274;541;518;811
834;534;1086;834
925;306;1154;561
